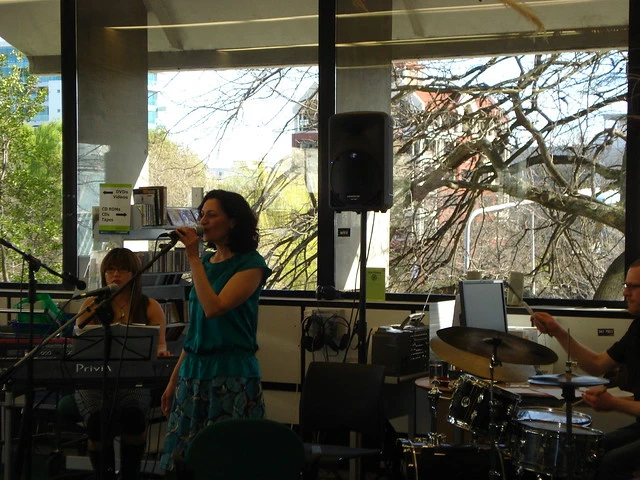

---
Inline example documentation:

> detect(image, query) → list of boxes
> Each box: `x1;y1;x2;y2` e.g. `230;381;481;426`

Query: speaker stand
357;211;368;364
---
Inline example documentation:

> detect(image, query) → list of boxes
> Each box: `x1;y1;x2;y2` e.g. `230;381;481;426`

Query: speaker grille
329;111;393;212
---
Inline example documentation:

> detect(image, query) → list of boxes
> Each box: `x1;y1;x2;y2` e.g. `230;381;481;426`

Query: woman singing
160;189;272;476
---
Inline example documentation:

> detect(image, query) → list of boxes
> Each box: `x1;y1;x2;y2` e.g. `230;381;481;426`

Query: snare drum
511;420;603;478
516;407;592;426
448;374;521;440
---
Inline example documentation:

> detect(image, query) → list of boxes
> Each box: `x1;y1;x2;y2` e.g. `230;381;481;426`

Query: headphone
301;314;350;352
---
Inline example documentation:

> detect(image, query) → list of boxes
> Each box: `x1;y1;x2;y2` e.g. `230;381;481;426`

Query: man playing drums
532;259;640;480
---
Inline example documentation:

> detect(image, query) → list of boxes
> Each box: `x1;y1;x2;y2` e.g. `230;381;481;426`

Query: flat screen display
458;280;508;333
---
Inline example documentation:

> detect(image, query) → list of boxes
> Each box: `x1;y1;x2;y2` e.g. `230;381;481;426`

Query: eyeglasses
105;267;131;274
623;283;640;290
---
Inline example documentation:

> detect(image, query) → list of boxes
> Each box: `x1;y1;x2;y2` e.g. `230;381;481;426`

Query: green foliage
0;50;58;283
0;122;63;283
215;156;319;290
0;51;46;141
148;126;208;207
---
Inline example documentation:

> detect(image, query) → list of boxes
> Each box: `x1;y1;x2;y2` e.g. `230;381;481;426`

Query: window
388;53;627;299
0;0;634;301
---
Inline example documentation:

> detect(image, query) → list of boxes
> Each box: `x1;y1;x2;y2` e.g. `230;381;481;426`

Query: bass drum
511;420;603;479
448;374;521;441
398;438;496;480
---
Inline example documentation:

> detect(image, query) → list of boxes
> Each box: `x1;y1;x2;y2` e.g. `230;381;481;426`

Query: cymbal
431;336;536;383
529;373;610;387
437;326;558;365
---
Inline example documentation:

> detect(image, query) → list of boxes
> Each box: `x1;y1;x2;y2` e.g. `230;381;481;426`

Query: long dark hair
198;189;259;253
100;247;146;321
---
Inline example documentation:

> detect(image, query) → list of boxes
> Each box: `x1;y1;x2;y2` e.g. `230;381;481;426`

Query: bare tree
156;51;626;298
390;52;626;298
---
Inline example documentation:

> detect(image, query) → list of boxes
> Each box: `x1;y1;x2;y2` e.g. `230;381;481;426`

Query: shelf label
99;183;132;233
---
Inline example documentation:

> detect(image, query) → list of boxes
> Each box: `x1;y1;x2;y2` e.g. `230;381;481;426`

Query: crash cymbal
437;326;558;365
431;336;536;383
529;373;609;387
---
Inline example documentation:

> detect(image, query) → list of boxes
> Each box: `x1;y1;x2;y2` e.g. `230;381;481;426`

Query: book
166;206;198;227
166;208;183;226
74;323;160;334
133;186;167;226
178;208;195;226
71;323;160;360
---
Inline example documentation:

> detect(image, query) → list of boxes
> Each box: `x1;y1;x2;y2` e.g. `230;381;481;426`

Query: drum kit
401;326;608;480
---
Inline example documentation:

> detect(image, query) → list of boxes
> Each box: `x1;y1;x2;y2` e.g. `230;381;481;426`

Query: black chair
299;361;399;480
186;417;307;480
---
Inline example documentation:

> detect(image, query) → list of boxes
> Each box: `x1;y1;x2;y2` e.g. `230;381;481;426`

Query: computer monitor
458;280;508;333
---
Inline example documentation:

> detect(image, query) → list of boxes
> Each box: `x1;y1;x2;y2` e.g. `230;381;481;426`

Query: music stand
70;324;159;361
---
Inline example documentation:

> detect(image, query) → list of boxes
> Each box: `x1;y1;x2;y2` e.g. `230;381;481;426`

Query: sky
155;69;317;169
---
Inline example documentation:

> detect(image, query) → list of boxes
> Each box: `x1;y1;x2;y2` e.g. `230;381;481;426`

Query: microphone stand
0;237;84;480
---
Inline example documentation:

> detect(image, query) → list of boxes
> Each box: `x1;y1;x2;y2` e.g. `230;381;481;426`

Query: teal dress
160;250;272;471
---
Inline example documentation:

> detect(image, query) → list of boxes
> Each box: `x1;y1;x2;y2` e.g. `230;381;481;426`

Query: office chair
186;418;306;480
299;361;399;480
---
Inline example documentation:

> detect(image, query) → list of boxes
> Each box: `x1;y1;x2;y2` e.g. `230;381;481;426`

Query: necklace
113;303;128;319
112;297;130;320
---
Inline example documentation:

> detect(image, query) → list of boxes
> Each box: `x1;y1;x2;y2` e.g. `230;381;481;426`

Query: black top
607;317;640;400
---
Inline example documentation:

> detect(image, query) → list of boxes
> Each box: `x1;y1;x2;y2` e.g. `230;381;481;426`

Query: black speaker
329;111;393;212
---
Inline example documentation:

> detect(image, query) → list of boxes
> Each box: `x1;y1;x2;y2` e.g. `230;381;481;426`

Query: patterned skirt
160;375;265;472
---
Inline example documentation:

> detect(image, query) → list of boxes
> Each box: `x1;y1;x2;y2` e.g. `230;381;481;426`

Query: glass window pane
0;1;62;284
0;0;631;300
73;1;319;290
389;53;626;299
334;0;629;299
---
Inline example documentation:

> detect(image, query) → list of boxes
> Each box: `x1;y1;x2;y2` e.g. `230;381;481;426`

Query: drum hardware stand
484;336;506;480
560;332;577;480
427;381;442;435
560;360;578;480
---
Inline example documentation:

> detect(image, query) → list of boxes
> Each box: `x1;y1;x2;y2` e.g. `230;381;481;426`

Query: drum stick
504;281;536;317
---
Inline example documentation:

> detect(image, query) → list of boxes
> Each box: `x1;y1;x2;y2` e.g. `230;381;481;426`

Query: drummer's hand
530;312;550;335
582;386;614;411
530;312;559;337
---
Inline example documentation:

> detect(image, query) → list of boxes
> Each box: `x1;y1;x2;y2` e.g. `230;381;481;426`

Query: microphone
159;225;204;242
73;283;119;299
61;272;86;290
